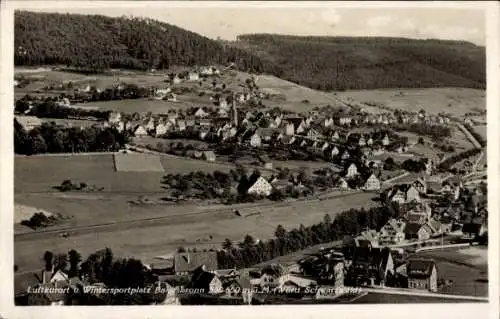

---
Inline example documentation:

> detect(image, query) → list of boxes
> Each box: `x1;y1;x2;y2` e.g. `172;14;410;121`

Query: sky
16;3;486;46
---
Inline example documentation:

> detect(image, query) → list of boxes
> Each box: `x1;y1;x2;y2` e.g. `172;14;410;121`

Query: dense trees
236;34;485;90
438;148;482;171
217;204;397;270
14;121;129;155
15;11;282;74
16;96;111;120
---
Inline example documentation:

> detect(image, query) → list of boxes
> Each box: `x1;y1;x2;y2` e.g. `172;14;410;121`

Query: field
72;99;190;115
114;153;165;172
474;125;487;141
131;136;210;150
336;88;485;117
413;247;488;297
41;117;101;128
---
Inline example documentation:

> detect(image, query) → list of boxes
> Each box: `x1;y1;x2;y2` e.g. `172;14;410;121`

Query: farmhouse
412;178;427;194
331;146;340;158
407;259;438;292
247;176;273;197
336;177;349;190
134;125;148;137
404;223;432;241
364;174;380;191
188;72;200;81
250;133;262;148
224;277;253;304
345;247;394;287
345;163;359;178
202;151;216;162
382;134;390;146
331;131;340;141
174;251;218;275
15;116;42;132
194;107;209;118
108;112;122;124
155;123;168;137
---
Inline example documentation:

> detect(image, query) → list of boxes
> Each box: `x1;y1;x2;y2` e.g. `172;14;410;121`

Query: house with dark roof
407;259;438;292
224;277;254;304
404;223;432;241
344;246;394;287
174;251;218;275
188;266;224;295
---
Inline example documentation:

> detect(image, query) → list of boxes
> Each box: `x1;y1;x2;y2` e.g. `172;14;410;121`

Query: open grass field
41;117;102;128
131;136;210;150
114;153;165;172
336;88;485;117
413;247;488;297
350;292;483;304
72;99;188;115
14;191;376;273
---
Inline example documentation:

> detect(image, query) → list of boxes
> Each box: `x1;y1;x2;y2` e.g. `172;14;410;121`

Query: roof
404;223;423;235
407;259;436;279
203;150;216;158
255;128;276;138
15;115;42;130
351;247;392;270
189;270;218;293
174;251;218;273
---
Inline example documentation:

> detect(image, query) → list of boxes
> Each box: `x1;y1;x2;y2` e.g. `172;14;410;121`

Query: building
155;123;168;137
413;178;427;194
174;251;218;275
188;72;200;81
15;115;42;132
247;177;273;197
364;174;381;191
345;163;359;178
404;223;432;241
194;107;209;118
250;133;262;148
202;151;216;162
379;219;406;245
407;259;438;292
331;146;340;158
188;266;223;295
152;281;180;305
382;134;390;146
134;125;148;137
224;277;253;304
336;177;349;190
345;247;394;287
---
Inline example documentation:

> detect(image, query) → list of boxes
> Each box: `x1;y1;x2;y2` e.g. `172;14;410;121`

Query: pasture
474;125;487;141
72;99;187;115
14;191;377;273
413;247;488;297
114;153;165;172
336;88;485;117
41;118;101;128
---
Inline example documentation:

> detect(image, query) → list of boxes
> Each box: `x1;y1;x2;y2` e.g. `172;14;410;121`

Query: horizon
14;5;485;46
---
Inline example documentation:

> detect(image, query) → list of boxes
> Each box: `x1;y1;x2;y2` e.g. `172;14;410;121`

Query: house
134;125;148;137
247;177;273;197
202;151;216;162
185;117;196;127
250;133;262;148
155;123;168;137
324;117;334;128
341;150;350;161
199;127;211;140
189;266;223;295
366;138;373;146
404;223;432;241
144;118;156;131
425;217;443;236
283;122;295;136
194;107;209;118
296;120;308;134
177;120;186;131
379;219;406;245
224;277;253;304
331;146;340;158
307;127;323;141
199;118;212;127
364;174;380;191
174;251;218;275
254;128;276;143
382;134;390;146
215;269;239;279
358;137;366;147
331;131;340;141
407;259;438;292
387;184;421;204
15;116;42;132
218;108;229;118
188;72;200;81
413;178;427;194
259;266;284;288
336;177;349;190
345;163;358;178
345;247;394;287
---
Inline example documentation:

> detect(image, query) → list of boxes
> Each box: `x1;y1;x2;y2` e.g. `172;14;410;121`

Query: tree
275;225;287;239
177;246;186;253
43;250;54;271
222;238;233;250
418;137;425;145
54;253;68;272
68;249;82;277
242;234;255;248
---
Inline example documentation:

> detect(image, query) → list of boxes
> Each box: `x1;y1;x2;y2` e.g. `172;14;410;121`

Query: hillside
233;34;486;90
14;11;282;74
15;11;485;91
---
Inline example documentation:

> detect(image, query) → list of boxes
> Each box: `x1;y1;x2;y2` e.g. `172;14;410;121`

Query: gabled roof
407;259;436;279
404;223;423;235
174;251;218;273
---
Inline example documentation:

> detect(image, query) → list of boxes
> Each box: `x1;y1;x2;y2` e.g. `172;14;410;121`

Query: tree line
14;120;129;155
216;204;399;270
437;148;482;171
464;124;487;147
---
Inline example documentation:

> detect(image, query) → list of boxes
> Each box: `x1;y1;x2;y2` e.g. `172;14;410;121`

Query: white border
1;2;498;319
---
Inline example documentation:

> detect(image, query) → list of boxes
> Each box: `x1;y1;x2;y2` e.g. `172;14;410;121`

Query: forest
14;11;282;74
15;12;485;91
235;34;486;90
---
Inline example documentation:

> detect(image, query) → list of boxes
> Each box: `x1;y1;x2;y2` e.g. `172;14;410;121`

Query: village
13;63;488;306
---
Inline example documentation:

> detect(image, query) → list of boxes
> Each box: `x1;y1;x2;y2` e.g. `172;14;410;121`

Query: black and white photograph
1;1;498;317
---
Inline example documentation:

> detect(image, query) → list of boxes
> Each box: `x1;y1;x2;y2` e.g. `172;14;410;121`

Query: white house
155;123;168;137
364;174;381;191
194;108;209;118
382;134;390;146
247;177;273;197
331;146;340;158
188;72;200;81
134;125;148;137
250;133;262;148
345;163;358;178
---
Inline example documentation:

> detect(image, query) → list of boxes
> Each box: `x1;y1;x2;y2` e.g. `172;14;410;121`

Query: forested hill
15;11;485;91
234;34;486;90
14;11;282;74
